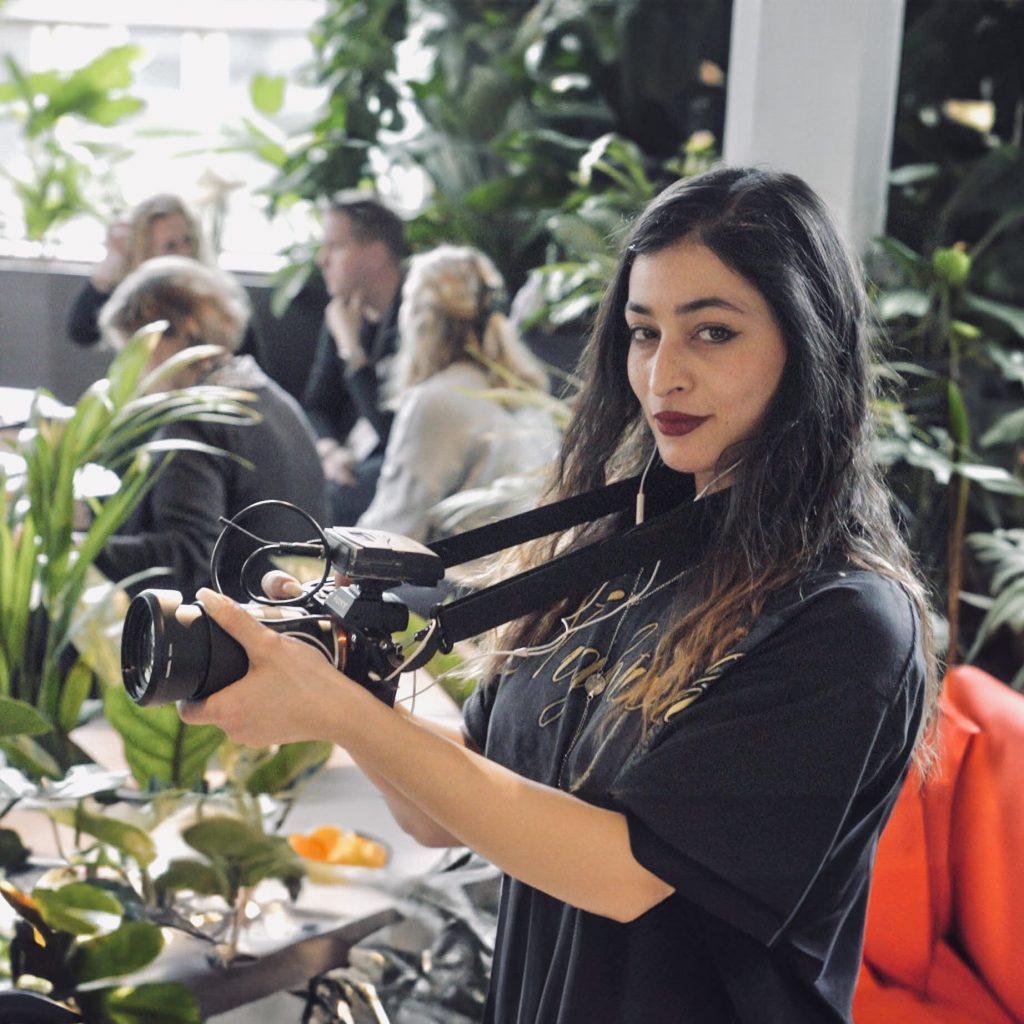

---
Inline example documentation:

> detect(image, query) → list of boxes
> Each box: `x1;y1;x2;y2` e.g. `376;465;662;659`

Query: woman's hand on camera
178;587;354;746
261;570;304;600
261;569;352;597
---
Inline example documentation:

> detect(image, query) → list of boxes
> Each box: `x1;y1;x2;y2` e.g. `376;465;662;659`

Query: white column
723;0;906;252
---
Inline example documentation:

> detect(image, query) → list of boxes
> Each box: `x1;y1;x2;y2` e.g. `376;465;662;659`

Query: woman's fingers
262;571;304;600
194;588;268;651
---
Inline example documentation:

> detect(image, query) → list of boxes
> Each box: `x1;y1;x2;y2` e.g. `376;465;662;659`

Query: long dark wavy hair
498;165;939;759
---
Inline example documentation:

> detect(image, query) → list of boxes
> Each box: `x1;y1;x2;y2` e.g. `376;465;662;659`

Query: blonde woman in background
66;193;262;362
67;194;209;347
357;244;560;543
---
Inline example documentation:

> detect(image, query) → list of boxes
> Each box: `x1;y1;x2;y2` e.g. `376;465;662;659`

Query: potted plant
0;325;259;778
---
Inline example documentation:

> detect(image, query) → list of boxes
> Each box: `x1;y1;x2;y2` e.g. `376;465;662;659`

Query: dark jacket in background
301;288;402;455
96;356;328;601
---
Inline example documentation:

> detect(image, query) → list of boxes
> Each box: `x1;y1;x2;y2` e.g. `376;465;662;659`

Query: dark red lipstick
653;412;709;436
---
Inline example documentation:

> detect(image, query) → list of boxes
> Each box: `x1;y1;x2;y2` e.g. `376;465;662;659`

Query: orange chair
854;665;1024;1024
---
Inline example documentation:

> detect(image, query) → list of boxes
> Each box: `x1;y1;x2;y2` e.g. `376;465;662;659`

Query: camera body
121;527;445;707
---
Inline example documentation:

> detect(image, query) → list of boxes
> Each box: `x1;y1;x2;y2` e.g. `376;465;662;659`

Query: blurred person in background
66;192;262;361
303;191;407;525
95;255;327;601
358;243;560;544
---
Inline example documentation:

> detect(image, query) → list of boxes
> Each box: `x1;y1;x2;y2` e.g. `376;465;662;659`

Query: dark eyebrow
626;296;747;316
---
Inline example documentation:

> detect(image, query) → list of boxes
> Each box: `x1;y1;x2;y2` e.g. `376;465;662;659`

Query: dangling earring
635;444;659;525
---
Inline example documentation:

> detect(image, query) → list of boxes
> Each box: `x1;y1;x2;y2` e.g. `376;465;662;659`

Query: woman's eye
695;324;738;344
627;323;658;343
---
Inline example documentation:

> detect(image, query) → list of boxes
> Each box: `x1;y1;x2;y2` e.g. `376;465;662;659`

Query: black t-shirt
463;560;925;1024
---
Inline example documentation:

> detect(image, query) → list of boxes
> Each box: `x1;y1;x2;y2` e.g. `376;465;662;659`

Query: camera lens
136;619;156;690
122;591;173;704
121;589;252;706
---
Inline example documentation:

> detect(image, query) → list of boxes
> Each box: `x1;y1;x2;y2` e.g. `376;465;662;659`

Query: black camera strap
411;467;714;663
427;474;643;568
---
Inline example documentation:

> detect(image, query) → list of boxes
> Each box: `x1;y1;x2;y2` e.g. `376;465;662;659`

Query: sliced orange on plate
288;825;389;868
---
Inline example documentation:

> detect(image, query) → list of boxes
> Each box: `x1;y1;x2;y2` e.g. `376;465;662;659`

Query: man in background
304;191;407;524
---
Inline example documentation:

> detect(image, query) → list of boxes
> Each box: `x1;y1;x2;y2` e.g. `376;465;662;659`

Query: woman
67;194;208;347
179;166;937;1023
67;193;263;362
95;255;327;601
357;244;560;542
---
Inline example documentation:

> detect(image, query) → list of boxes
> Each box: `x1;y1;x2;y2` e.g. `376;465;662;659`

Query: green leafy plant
872;215;1024;664
0;45;145;243
1;877;199;1023
156;815;304;963
102;689;225;792
0;733;328;1009
964;528;1024;688
0;327;259;777
224;0;729;313
878;1;1024;675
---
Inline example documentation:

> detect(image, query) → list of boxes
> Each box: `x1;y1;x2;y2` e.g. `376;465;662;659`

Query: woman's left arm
179;590;674;923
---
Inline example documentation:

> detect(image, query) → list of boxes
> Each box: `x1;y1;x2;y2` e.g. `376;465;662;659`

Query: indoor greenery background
5;0;1020;679
242;0;1023;682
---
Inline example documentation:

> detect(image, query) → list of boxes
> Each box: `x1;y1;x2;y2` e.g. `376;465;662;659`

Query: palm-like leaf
0;325;259;762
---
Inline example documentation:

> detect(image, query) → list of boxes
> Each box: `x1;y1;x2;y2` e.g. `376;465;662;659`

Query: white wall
723;0;906;252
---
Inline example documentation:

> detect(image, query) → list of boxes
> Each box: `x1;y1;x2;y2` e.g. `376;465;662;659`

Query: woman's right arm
261;571;467;847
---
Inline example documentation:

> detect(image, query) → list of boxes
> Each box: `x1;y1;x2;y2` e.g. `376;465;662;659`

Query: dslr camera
121;525;444;708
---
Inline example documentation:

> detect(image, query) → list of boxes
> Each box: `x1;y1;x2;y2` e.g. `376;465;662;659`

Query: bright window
0;0;327;272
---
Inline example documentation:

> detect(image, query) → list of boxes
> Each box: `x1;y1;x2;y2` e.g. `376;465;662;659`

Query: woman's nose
649;339;692;396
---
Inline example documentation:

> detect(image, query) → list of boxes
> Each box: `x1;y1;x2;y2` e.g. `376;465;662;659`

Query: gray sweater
358;362;560;543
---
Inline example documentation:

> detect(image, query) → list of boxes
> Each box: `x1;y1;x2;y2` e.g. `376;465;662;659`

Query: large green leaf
49;803;157;868
963;292;1024;340
0;697;52;737
981;408;1024;447
243;741;333;795
32;881;123;937
73;920;164;984
78;982;201;1024
154;858;223;899
875;288;931;321
0;734;62;778
57;660;94;734
966;579;1024;659
182;816;303;894
954;463;1024;496
103;687;224;789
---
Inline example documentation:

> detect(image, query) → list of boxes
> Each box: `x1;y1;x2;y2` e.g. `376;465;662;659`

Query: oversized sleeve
357;382;479;542
462;673;501;753
611;574;924;947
